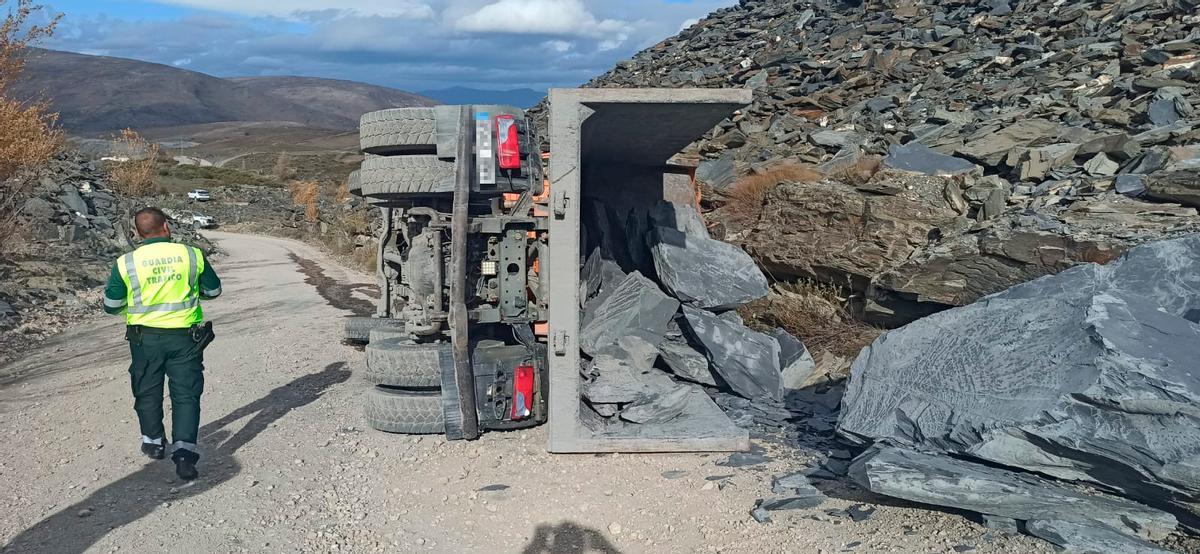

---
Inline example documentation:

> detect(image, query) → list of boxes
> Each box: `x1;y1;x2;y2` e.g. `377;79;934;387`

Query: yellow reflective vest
116;242;205;328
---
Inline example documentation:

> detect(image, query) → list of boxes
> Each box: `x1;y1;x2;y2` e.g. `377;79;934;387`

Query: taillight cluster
495;114;521;170
511;364;535;420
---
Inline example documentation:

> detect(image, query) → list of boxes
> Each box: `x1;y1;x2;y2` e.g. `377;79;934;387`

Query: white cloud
679;18;699;32
172;58;193;66
543;40;574;53
154;0;436;18
46;0;741;91
456;0;630;39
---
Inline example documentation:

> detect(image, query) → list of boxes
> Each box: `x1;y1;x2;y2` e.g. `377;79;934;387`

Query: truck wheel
360;155;455;198
364;386;444;434
360;108;436;155
347;169;362;197
344;317;402;344
368;326;410;343
365;339;443;388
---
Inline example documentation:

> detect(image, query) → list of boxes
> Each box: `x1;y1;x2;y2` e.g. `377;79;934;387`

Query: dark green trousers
128;330;205;445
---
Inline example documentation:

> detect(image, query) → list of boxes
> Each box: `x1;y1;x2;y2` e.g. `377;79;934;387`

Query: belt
128;325;194;335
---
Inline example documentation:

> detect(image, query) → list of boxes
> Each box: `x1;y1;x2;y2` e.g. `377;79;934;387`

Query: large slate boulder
839;234;1200;529
849;446;1178;550
680;305;781;401
579;271;679;356
649;226;768;311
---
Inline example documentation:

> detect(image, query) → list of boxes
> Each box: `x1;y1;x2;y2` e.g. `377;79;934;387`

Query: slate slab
657;340;717;386
579;271;679;356
810;129;863;148
695;156;737;195
58;187;89;216
759;495;825;511
680;305;782;401
1025;520;1172;554
771;328;815;390
1115;175;1148;197
848;446;1178;544
649;201;709;239
650;226;768;311
883;142;976;176
620;384;692;424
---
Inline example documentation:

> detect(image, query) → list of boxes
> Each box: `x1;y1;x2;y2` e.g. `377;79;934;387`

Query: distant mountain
14;49;438;132
230;76;438;123
419;87;545;108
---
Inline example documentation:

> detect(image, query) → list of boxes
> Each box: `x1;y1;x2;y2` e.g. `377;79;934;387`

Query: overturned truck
346;89;798;450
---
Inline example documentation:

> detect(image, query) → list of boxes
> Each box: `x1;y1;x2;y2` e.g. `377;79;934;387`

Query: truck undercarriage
348;105;550;438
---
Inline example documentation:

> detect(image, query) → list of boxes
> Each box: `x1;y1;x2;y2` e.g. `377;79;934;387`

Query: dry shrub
350;246;377;273
724;164;822;221
274;153;296;181
740;279;882;360
105;129;160;196
0;96;60;180
0;0;63;234
334;178;350;203
828;154;883;186
339;207;372;236
288;180;319;222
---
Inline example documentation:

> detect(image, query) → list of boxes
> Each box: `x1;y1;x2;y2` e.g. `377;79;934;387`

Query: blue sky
30;0;736;92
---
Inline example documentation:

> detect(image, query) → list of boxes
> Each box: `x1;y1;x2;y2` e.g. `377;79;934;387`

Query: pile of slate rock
576;199;818;429
838;233;1200;553
0;152;211;362
533;0;1200;325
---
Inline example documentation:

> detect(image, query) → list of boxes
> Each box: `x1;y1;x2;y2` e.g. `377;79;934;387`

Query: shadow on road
288;253;378;316
2;362;351;553
521;521;622;554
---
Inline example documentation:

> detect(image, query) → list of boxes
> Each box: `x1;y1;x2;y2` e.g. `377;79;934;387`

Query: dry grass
740;279;883;360
0;1;63;240
723;164;822;222
105;129;160;196
288;180;320;222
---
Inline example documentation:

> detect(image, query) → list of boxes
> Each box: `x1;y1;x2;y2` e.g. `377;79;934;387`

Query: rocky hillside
0;154;211;365
14;49;437;132
552;0;1200;324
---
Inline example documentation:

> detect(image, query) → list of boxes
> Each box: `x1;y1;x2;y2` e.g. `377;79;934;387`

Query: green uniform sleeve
103;262;128;315
199;252;222;299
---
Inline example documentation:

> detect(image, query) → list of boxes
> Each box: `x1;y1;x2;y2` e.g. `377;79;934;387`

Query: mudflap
438;342;466;440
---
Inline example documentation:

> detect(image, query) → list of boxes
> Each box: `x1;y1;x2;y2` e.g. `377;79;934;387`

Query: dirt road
0;232;1050;553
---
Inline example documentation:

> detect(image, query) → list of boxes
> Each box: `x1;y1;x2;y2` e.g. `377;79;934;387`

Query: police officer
103;207;221;480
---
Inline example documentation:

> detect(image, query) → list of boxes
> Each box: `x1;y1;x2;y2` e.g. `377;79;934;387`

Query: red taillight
511;364;534;420
496;115;521;170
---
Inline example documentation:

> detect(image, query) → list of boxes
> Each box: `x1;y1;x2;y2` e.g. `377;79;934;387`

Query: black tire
368;326;411;343
348;169;362;197
364;387;444;434
365;339;443;388
344;317;402;344
360;155;455;198
360;108;436;155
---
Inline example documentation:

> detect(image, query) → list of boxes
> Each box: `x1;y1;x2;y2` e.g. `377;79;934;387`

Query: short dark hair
134;207;169;237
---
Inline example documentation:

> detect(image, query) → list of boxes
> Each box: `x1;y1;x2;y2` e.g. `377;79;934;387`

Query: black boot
171;448;200;480
140;440;165;460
